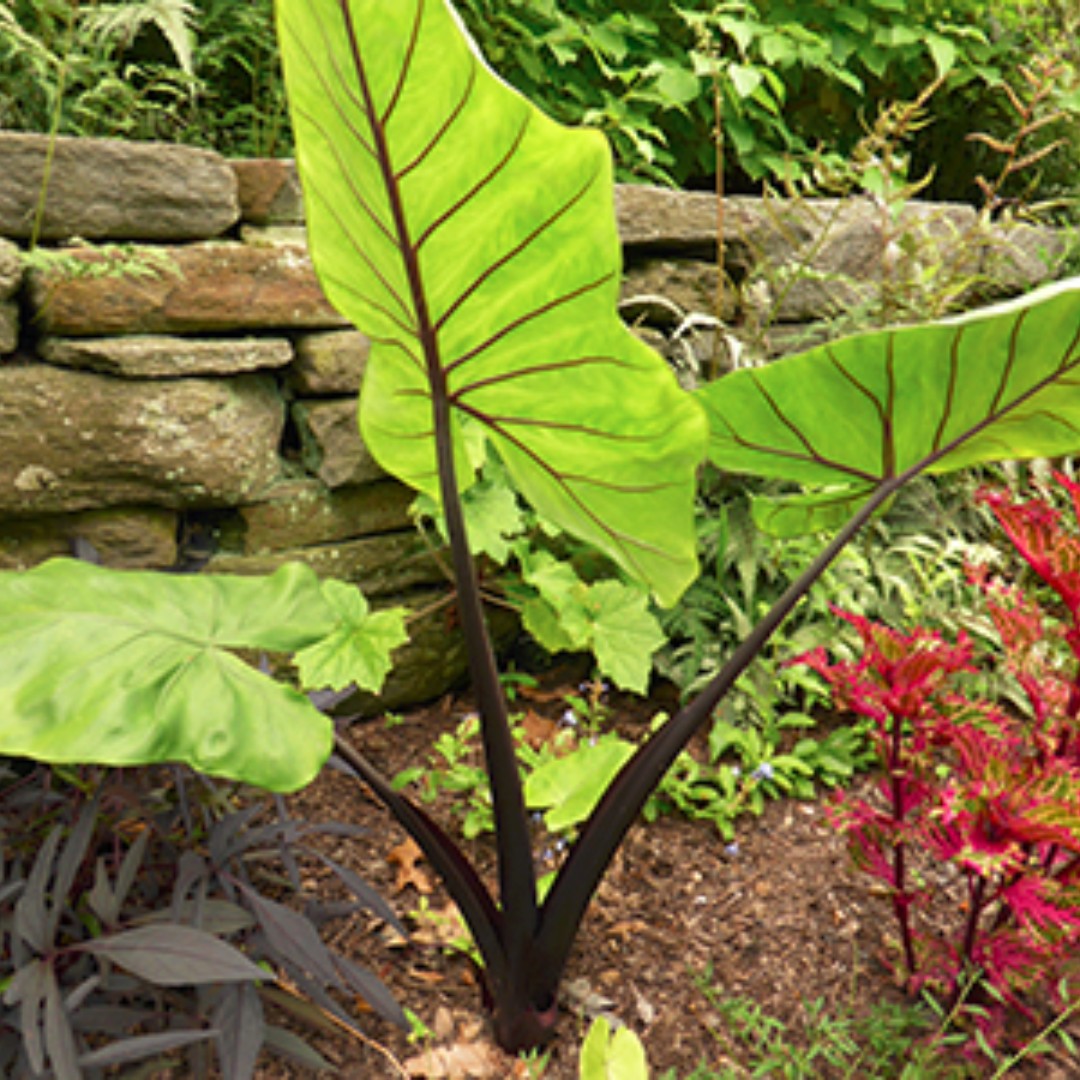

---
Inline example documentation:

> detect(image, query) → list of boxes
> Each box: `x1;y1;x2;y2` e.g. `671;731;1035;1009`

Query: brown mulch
266;670;1080;1080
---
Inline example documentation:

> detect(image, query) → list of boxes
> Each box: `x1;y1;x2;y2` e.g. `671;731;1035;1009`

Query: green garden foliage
453;0;1078;202
1;1;1075;205
0;0;287;155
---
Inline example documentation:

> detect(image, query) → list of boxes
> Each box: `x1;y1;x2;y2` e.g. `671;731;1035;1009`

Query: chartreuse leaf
412;459;527;562
525;735;635;834
277;0;707;607
699;277;1080;535
578;1015;649;1080
294;579;409;692
588;580;667;694
518;552;664;692
0;559;336;792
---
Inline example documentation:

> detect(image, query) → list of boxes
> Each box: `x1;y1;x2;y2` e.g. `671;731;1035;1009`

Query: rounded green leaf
277;0;707;606
0;559;336;791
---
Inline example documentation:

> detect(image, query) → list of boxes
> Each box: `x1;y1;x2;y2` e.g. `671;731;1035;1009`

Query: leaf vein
415;110;532;252
380;0;425;127
397;63;478;182
445;273;614;375
434;170;604;337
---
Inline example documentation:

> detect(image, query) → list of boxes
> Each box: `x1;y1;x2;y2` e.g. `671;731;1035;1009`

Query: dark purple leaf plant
802;472;1080;1053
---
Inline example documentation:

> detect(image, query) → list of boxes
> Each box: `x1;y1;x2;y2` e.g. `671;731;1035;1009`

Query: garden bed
268;670;1080;1079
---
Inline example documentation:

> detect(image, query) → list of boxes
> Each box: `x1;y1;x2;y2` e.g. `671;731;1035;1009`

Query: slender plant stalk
711;53;725;382
29;1;78;250
956;875;988;996
888;707;919;980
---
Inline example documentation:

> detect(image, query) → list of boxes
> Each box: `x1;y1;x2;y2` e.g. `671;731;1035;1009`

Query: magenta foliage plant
802;473;1080;1046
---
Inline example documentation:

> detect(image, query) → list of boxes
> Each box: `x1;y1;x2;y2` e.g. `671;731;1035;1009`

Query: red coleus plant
800;473;1080;1049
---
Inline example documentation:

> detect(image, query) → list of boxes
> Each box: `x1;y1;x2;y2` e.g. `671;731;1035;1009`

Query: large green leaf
0;560;336;791
276;0;707;606
699;277;1080;534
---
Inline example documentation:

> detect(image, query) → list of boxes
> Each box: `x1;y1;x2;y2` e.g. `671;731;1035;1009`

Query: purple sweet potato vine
801;473;1080;1048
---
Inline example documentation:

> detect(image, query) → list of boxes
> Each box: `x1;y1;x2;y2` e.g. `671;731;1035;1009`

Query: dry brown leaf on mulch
387;837;434;895
403;1037;533;1079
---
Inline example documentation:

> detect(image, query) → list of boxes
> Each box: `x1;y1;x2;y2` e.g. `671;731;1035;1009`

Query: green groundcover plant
803;472;1080;1053
2;0;1080;1058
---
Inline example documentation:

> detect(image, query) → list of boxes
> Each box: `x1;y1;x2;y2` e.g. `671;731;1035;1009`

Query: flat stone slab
0;507;178;570
27;242;350;336
0;133;239;242
39;335;294;378
288;329;369;394
622;259;737;322
0;301;16;355
979;222;1067;296
615;186;800;270
0;363;285;513
292;398;386;488
231;158;305;225
206;529;441;597
233;477;414;552
0;238;21;299
240;225;310;247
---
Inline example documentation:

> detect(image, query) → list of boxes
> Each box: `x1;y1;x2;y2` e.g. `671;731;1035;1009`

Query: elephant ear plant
1;0;1079;1058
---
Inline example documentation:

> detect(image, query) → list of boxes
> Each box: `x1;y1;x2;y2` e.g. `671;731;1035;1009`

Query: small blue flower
560;708;578;728
752;762;775;782
723;841;740;858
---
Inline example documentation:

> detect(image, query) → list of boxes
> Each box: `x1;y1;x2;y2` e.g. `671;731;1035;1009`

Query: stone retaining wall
0;134;1068;707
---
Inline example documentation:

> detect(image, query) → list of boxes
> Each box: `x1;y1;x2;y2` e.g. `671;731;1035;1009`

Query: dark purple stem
953;873;988;1007
888;708;919;982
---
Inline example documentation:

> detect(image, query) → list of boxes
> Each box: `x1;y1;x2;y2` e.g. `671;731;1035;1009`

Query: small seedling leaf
525;737;636;833
588;580;667;693
578;1016;649;1080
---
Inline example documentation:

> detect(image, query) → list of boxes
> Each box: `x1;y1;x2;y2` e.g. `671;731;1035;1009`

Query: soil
267;664;1080;1080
